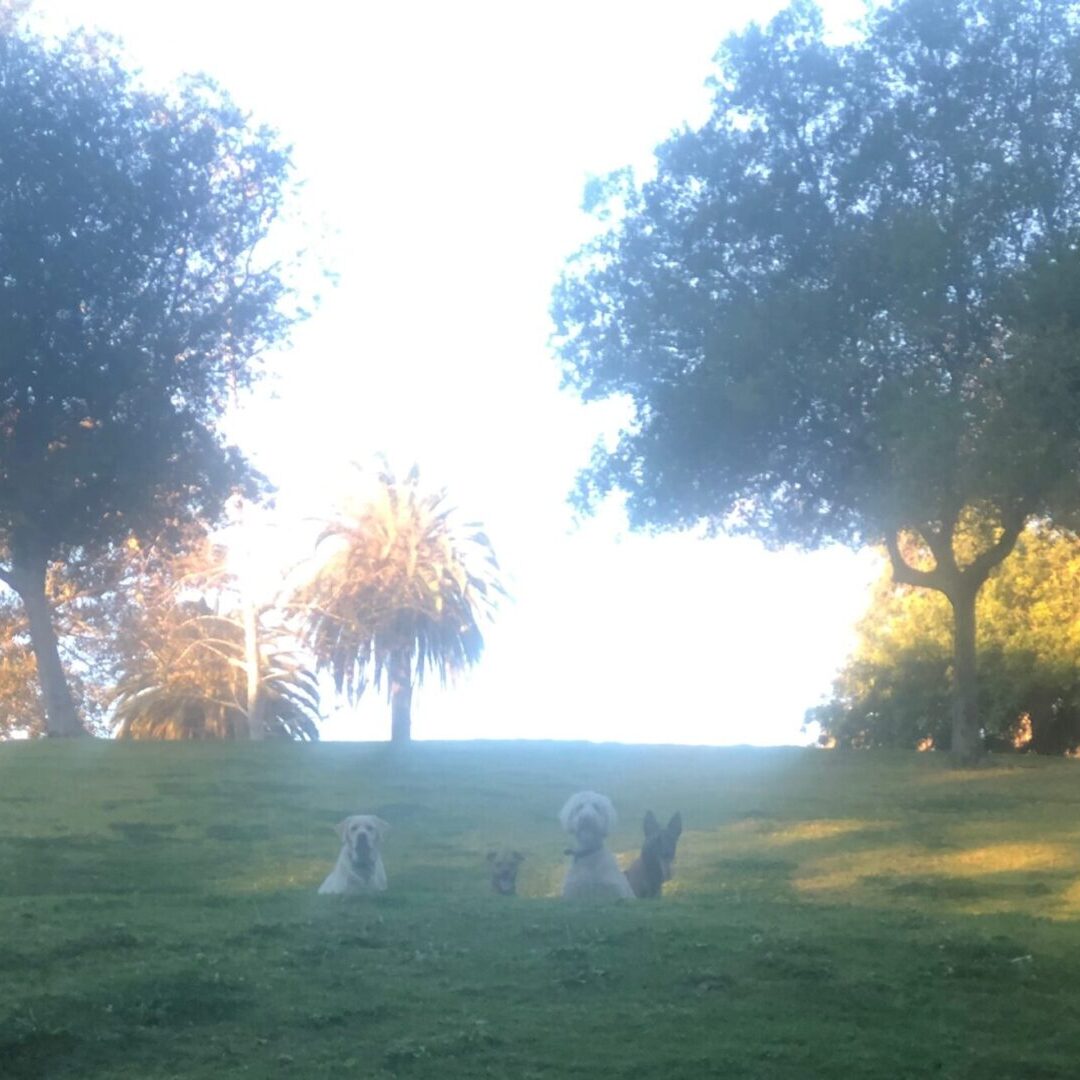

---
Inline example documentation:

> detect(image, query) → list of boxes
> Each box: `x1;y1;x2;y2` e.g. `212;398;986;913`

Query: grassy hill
4;741;1080;1078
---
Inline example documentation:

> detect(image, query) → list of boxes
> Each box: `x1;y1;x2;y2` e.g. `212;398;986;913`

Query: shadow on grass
0;1012;79;1080
870;873;1057;901
203;823;271;842
0;835;201;897
108;822;179;844
109;969;254;1027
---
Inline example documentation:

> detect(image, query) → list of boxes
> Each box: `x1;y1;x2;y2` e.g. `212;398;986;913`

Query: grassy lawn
4;741;1080;1078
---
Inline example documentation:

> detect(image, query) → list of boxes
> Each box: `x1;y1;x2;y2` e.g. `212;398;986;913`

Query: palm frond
111;602;321;741
291;465;505;705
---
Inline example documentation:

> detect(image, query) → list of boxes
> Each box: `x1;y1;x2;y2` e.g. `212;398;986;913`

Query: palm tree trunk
390;650;412;744
8;557;85;737
242;594;265;741
233;497;265;740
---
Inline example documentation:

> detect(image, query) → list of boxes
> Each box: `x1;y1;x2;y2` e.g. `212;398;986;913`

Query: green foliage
110;602;320;741
292;465;504;740
0;25;298;731
553;0;1080;757
554;0;1080;545
809;528;1080;751
0;26;292;554
7;742;1080;1077
110;539;319;740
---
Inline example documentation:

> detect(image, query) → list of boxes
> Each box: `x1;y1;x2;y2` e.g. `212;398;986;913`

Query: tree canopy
0;27;297;733
553;0;1080;759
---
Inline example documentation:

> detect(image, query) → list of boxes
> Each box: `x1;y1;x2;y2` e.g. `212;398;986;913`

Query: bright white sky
33;0;880;745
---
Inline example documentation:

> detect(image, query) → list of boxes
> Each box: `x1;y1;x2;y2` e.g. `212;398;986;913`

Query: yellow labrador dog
318;814;389;895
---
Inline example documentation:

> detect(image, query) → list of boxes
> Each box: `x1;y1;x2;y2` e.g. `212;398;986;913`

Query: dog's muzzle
350;836;374;867
492;872;516;894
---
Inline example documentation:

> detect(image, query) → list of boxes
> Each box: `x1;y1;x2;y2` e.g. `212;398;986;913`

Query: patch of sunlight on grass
223;859;327;894
533;859;568;899
916;762;1051;784
944;843;1075;873
795;841;1076;900
712;820;885;861
766;819;888;844
723;819;762;838
1054;879;1080;916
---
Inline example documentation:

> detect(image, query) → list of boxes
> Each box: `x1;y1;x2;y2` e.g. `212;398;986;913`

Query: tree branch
921;523;958;580
884;530;947;591
964;509;1027;585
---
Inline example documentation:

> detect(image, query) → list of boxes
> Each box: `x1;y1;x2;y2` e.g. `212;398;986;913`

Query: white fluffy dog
559;791;634;900
318;814;389;895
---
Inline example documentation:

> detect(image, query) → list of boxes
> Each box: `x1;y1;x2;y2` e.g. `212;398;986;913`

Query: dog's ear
334;818;350;841
372;817;390;838
667;812;683;838
643;810;660;838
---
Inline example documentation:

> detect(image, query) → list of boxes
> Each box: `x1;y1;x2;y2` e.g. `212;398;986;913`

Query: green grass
4;741;1080;1078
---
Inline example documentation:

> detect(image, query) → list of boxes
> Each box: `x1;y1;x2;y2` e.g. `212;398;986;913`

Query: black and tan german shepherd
625;811;683;898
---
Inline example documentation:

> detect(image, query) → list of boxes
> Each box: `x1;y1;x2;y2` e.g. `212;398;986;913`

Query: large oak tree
0;27;296;733
553;0;1080;760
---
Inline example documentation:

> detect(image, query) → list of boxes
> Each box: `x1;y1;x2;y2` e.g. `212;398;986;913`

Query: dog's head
487;849;525;895
641;810;682;882
559;791;617;844
335;814;389;868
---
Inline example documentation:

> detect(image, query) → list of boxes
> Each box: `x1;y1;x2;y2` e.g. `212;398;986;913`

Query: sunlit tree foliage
111;538;320;741
292;466;504;743
808;528;1080;753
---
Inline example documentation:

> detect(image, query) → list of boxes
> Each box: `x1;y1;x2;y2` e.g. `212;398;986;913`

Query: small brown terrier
624;811;683;898
487;849;525;895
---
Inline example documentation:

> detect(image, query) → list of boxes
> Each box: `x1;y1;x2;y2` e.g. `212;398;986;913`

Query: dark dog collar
565;842;603;861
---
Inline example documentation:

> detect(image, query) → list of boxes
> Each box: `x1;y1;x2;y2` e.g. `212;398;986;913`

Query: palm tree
111;599;321;740
292;465;504;743
108;531;320;741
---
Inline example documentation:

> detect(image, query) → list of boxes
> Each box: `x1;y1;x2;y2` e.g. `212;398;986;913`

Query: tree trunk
948;584;981;764
242;594;265;741
13;558;85;737
886;514;1026;767
389;650;412;744
233;497;265;740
